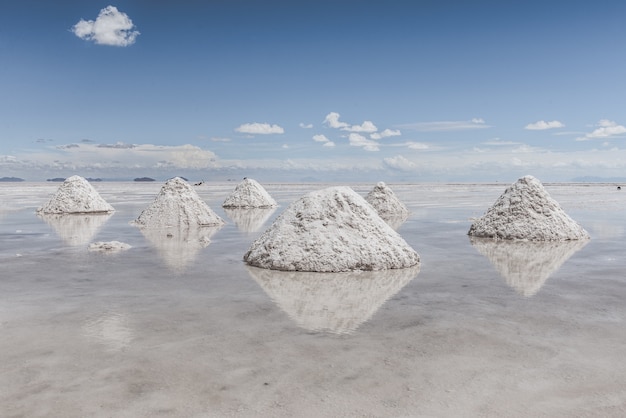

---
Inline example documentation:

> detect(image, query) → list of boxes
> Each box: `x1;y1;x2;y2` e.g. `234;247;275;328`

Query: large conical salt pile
37;175;114;214
244;186;420;272
468;175;589;241
365;181;409;218
132;177;224;228
222;178;277;208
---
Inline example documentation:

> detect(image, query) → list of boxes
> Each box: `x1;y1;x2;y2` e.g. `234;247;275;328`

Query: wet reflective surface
1;182;625;417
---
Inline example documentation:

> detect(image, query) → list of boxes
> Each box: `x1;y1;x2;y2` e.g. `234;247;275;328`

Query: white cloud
525;120;565;130
299;123;313;129
72;6;140;47
312;134;336;147
344;120;377;133
348;133;379;152
398;118;491;132
210;137;231;142
235;122;285;135
370;129;401;140
323;112;349;129
576;119;626;141
323;112;378;133
383;155;416;171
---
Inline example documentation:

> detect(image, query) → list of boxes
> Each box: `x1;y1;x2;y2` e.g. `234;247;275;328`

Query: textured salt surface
468;175;590;241
133;177;224;228
244;186;420;272
88;241;132;253
222;178;277;208
365;181;409;218
36;175;114;214
247;264;420;334
469;237;588;296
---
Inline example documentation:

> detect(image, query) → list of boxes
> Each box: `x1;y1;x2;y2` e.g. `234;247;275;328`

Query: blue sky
1;0;626;182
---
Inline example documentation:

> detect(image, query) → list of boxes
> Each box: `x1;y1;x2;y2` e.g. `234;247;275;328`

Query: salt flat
0;182;625;417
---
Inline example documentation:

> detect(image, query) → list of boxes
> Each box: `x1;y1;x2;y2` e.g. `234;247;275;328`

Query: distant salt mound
132;177;224;228
468;175;589;241
244;186;420;272
222;178;277;208
365;181;409;218
37;175;114;214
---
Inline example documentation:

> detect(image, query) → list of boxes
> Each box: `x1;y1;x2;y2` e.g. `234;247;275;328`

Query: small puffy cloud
235;122;285;135
348;133;379;152
383;155;416;171
344;120;377;133
323;112;349;129
370;129;401;140
576;119;626;141
323;112;377;133
398;118;491;132
72;6;140;47
299;123;313;129
313;134;335;147
525;120;565;130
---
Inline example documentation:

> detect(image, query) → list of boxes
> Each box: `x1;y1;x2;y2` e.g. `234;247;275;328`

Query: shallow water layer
1;182;625;417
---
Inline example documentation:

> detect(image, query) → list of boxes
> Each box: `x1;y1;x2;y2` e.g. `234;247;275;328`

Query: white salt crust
88;241;132;253
222;178;277;208
468;175;590;241
365;181;409;218
244;186;420;272
132;177;224;228
36;175;114;214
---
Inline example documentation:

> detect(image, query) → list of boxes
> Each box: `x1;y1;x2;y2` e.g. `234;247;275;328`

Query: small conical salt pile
133;177;224;228
244;186;420;272
222;178;277;208
365;181;409;218
468;175;589;241
37;175;114;214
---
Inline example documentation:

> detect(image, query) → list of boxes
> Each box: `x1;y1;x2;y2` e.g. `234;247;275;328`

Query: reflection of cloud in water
82;311;133;351
38;213;112;246
224;207;277;233
140;225;222;272
247;265;419;335
469;237;588;297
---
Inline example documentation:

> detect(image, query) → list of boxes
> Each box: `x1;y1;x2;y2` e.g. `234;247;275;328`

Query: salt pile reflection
38;213;112;246
379;213;409;231
469;237;588;297
140;225;222;272
247;265;420;334
223;207;276;233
